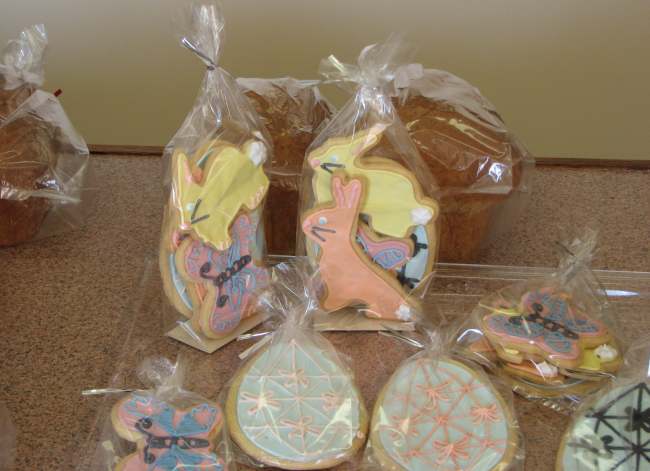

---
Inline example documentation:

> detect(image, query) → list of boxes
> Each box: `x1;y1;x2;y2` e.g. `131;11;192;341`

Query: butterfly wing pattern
355;225;412;271
112;393;225;470
182;213;269;337
483;288;609;365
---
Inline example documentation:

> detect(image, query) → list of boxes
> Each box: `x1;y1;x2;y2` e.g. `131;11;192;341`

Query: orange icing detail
301;174;414;320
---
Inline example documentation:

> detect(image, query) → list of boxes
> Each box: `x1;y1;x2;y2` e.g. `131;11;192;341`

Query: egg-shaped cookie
226;337;368;469
369;355;519;470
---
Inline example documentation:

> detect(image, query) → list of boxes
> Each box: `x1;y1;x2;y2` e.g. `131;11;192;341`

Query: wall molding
88;144;650;169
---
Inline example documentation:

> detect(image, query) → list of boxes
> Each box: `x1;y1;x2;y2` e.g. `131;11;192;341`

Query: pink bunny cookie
111;392;225;470
302;174;416;320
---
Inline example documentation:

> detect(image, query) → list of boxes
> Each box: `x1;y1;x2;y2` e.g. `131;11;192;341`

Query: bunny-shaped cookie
308;126;438;239
302;174;414;320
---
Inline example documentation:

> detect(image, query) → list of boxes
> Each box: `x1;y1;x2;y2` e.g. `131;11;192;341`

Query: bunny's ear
332;176;346;207
349;125;384;158
342;178;363;209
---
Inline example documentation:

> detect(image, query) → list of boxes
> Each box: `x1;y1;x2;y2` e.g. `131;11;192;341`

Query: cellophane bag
159;1;272;343
0;24;90;247
78;356;232;470
236;77;334;256
456;229;624;413
390;64;534;263
362;328;524;470
224;261;369;469
555;339;650;470
297;34;441;323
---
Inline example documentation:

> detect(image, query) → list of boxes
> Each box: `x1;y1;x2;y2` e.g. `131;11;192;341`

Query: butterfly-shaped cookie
481;288;614;369
111;392;225;470
176;213;269;338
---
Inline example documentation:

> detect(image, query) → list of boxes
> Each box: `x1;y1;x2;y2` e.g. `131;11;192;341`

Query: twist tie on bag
176;1;223;71
319;33;416;98
82;357;186;399
1;24;47;89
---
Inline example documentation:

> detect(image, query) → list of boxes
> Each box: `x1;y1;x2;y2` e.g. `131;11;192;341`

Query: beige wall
2;0;649;159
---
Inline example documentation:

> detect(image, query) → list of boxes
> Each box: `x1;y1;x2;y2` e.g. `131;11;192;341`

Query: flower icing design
240;391;280;415
281;417;320;440
434;436;471;464
278;368;310;388
416;382;450;410
470;404;499;424
235;339;363;463
375;357;511;470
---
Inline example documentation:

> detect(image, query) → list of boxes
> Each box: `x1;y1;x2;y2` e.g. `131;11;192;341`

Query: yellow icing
310;127;438;238
174;140;269;250
578;349;602;371
503;347;520;355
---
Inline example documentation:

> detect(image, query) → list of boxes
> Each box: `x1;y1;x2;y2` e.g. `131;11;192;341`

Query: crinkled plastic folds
78;357;232;470
0;24;90;247
361;330;525;470
456;229;625;413
391;64;535;263
223;261;369;469
297;34;441;322
159;1;273;345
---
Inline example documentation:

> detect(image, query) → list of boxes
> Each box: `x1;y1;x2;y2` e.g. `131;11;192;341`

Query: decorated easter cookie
111;392;225;470
159;208;194;318
370;356;518;470
226;337;368;469
172;139;269;250
302;174;416;320
481;288;618;370
174;212;269;339
556;381;650;470
308;126;439;289
466;335;610;400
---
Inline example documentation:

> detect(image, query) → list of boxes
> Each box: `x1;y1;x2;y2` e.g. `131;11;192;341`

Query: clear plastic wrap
555;339;650;470
390;64;535;263
236;77;333;255
159;1;271;343
298;35;441;322
456;229;624;412
0;402;15;471
0;24;90;247
78;356;231;470
362;328;524;470
224;260;369;469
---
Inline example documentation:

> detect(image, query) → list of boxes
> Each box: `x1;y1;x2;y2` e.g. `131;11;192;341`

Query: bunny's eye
318;217;328;225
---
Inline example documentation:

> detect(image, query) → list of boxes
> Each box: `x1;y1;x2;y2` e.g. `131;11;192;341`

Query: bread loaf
239;78;332;255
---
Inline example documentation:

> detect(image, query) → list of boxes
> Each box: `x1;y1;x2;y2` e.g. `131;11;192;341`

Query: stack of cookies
470;286;622;398
301;124;440;322
159;138;270;339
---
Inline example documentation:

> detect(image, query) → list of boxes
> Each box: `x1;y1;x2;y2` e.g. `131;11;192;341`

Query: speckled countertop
0;155;649;470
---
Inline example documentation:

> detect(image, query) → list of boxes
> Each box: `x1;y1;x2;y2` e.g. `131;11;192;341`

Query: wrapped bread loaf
392;67;533;262
0;25;89;246
0;112;58;246
238;77;332;255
